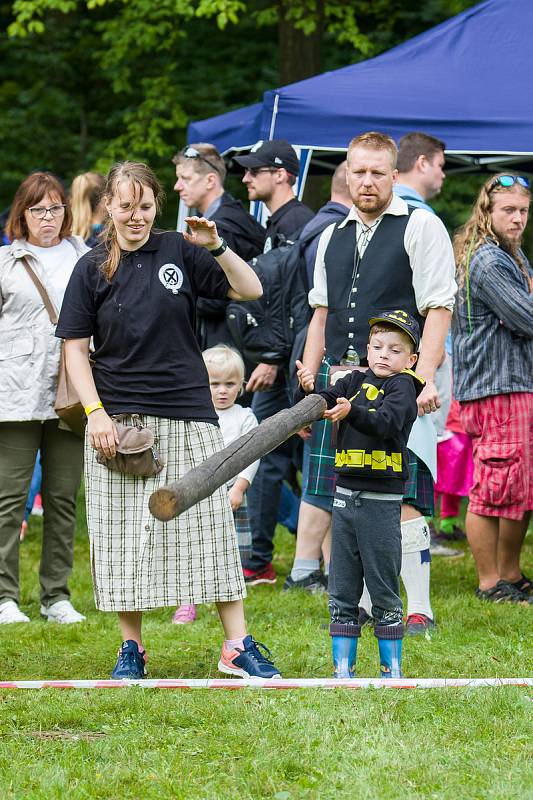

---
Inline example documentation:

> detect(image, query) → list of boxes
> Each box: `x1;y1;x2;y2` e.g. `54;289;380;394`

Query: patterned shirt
452;241;533;401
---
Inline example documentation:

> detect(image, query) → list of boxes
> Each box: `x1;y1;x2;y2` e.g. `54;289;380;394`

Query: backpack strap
21;256;59;325
297;217;340;247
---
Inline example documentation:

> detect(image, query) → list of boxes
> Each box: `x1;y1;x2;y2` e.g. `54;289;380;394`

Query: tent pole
268;93;280;140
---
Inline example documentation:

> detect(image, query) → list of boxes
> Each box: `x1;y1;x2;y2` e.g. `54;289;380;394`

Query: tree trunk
278;0;323;85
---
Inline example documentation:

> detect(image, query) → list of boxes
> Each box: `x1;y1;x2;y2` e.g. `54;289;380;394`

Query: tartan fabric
403;449;435;517
306;358;337;498
84;416;245;611
460;392;533;520
233;496;252;561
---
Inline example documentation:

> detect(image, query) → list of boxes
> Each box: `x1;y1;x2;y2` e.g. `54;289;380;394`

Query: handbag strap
21;256;59;325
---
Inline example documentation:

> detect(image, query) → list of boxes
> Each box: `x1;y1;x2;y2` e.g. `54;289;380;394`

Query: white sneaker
40;600;86;624
0;600;30;624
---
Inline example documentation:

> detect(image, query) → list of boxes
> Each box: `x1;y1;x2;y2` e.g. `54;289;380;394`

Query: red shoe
242;563;277;586
407;613;436;636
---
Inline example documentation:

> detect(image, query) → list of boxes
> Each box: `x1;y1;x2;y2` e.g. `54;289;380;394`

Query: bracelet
208;237;227;258
84;401;103;417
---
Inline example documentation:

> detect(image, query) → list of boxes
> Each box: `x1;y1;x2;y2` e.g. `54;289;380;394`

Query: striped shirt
452;241;533;402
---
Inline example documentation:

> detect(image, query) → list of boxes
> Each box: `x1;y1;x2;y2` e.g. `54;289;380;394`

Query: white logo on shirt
158;264;184;295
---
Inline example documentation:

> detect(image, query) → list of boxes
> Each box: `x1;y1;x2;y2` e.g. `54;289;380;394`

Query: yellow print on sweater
335;449;402;472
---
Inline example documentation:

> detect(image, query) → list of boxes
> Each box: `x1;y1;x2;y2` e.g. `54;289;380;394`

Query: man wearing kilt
296;132;457;635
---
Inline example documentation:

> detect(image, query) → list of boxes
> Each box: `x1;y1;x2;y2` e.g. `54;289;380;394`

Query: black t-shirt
264;198;314;252
55;230;230;423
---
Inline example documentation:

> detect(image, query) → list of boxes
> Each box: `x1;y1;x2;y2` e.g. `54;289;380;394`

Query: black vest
324;209;424;362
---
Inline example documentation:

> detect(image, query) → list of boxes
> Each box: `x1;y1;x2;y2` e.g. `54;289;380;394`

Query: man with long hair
452;174;533;604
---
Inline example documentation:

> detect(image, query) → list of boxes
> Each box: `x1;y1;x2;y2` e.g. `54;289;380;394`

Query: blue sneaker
218;635;281;679
111;640;147;679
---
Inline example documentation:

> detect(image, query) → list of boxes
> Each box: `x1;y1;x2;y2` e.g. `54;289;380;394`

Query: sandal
512;574;532;596
475;580;532;605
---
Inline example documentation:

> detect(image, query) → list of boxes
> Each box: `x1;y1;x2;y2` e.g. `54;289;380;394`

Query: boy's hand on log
323;397;351;423
295;360;315;392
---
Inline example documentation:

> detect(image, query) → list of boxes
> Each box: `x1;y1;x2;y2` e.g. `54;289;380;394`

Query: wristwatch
209;238;227;258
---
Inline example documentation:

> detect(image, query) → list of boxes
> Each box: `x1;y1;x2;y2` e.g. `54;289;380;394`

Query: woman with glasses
0;172;88;624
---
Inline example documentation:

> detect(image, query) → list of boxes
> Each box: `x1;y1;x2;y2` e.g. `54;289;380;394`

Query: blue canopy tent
187;0;533;174
187;103;263;155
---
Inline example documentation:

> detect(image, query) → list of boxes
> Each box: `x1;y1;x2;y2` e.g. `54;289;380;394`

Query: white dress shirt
308;194;457;315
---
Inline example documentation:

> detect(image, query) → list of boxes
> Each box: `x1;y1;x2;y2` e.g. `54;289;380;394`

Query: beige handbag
96;417;165;477
22;257;86;438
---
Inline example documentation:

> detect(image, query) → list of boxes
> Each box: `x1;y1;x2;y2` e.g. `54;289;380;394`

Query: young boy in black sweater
296;310;425;678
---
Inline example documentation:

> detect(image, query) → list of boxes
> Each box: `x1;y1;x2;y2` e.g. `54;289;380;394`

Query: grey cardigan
0;236;88;421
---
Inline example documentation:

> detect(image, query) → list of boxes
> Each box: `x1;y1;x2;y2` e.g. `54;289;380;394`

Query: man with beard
452;174;533;604
300;131;457;634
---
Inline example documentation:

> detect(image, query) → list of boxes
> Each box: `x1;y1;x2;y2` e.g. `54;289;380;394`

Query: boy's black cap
234;140;300;175
368;310;420;349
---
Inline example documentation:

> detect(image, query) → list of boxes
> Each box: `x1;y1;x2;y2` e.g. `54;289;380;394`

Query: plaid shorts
460;393;533;520
84;416;246;611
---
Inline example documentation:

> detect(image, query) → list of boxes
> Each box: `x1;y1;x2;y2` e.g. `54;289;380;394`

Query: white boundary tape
0;678;531;690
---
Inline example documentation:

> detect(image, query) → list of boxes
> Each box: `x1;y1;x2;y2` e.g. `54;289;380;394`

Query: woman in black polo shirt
56;161;281;680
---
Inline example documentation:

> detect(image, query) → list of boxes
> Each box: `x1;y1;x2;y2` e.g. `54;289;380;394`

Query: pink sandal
172;604;197;624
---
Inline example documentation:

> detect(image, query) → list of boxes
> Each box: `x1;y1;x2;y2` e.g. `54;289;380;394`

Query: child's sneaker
111;640;147;679
218;635;281;679
172;604;197;624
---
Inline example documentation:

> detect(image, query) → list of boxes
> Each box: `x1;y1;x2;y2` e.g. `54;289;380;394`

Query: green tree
1;0;479;216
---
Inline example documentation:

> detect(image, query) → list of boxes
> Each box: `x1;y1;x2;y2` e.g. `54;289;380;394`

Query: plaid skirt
84;416;246;611
306;358;337;498
404;450;435;517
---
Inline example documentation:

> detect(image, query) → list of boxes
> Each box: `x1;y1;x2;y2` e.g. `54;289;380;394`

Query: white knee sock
359;582;372;616
400;517;433;619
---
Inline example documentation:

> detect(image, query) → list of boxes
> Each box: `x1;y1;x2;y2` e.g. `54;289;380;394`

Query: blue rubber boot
330;623;361;678
375;624;404;678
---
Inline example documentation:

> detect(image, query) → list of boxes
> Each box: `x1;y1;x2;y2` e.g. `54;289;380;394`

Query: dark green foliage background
1;0;482;229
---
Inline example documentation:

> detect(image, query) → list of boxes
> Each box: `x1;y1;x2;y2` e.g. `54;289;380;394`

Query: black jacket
196;192;266;348
310;368;424;493
213;192;266;262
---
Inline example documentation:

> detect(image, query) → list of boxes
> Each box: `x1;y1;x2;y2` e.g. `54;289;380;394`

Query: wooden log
149;394;327;521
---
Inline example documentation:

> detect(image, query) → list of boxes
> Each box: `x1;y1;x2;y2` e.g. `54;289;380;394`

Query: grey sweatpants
328;486;403;626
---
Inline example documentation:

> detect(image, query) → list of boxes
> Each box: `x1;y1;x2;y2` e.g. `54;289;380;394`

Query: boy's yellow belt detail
335;449;402;472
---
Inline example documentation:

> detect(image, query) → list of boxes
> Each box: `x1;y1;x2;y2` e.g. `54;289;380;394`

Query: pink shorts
460;393;533;520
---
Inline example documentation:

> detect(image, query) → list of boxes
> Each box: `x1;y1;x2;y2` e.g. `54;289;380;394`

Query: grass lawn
0;487;531;799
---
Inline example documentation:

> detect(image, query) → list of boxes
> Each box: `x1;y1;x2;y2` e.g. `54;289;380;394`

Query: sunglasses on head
181;146;223;177
488;175;530;192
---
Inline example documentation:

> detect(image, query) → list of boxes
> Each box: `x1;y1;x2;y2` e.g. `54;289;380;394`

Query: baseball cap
368;310;420;350
234;140;300;175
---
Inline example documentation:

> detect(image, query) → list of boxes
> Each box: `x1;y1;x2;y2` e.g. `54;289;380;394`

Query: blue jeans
244;370;300;570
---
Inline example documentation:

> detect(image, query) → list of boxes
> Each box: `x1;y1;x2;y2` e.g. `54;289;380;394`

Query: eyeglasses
488;175;530;193
181;146;223;177
27;204;66;219
244;167;279;177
